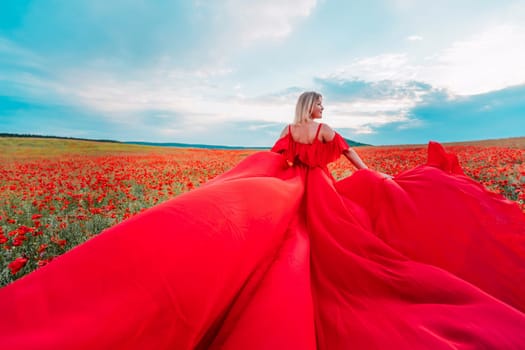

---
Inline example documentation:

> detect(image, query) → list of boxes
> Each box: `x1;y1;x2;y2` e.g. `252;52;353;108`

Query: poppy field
1;137;524;286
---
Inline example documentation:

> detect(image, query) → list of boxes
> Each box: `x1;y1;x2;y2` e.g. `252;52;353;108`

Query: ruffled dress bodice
271;124;350;169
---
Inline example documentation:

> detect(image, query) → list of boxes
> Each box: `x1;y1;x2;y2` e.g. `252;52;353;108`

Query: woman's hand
379;172;394;179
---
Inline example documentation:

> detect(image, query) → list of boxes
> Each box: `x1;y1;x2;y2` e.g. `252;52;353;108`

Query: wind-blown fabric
1;131;524;349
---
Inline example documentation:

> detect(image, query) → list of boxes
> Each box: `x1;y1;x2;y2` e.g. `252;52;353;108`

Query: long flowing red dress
1;124;525;349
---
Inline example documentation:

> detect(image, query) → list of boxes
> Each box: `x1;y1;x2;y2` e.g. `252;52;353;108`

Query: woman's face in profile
310;97;324;119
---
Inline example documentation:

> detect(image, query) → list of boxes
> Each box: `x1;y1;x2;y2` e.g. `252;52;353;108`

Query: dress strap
288;124;292;135
314;123;322;142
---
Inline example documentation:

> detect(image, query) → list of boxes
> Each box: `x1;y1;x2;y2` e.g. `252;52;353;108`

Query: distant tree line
0;132;368;147
0;133;120;144
344;138;369;147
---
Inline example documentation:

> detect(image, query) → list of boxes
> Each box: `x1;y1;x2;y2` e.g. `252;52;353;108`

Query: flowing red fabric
1;132;524;349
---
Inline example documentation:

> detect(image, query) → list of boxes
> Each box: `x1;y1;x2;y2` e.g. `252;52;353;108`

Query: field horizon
1;132;524;151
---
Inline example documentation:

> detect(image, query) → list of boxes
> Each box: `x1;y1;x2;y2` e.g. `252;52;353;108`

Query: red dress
1;125;524;349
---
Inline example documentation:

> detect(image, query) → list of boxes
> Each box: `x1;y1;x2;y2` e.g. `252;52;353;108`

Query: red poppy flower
8;257;28;274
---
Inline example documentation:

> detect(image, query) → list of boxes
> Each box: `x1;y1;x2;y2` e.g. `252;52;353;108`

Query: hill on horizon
0;133;369;149
2;133;524;149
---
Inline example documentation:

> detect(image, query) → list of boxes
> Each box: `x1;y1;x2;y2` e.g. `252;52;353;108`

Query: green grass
0;137;167;159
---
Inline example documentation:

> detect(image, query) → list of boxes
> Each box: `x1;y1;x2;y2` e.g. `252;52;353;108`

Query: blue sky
1;0;524;146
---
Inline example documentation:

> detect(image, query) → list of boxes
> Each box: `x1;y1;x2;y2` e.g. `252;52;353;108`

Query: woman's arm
322;124;368;169
343;148;369;170
321;123;391;177
345;148;392;178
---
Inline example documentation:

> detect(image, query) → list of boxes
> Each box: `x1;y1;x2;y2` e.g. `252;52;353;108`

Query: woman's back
289;122;323;144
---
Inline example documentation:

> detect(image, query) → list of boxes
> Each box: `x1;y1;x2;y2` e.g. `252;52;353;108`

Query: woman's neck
296;118;314;125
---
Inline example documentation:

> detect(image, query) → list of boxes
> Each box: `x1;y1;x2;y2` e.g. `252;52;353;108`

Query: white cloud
330;54;419;82
326;98;418;130
330;23;525;96
389;0;419;10
0;37;295;134
351;125;375;134
396;118;424;129
44;65;298;134
225;0;318;44
420;24;525;95
246;123;279;131
312;68;435;135
56;64;426;138
406;35;423;41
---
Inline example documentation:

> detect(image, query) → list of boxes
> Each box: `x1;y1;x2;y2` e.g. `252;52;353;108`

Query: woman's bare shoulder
320;123;336;142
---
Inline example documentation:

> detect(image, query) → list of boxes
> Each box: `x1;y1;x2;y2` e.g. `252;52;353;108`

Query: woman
1;92;524;349
273;91;386;177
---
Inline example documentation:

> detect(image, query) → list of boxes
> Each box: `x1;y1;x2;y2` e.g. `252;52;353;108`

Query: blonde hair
294;91;322;124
